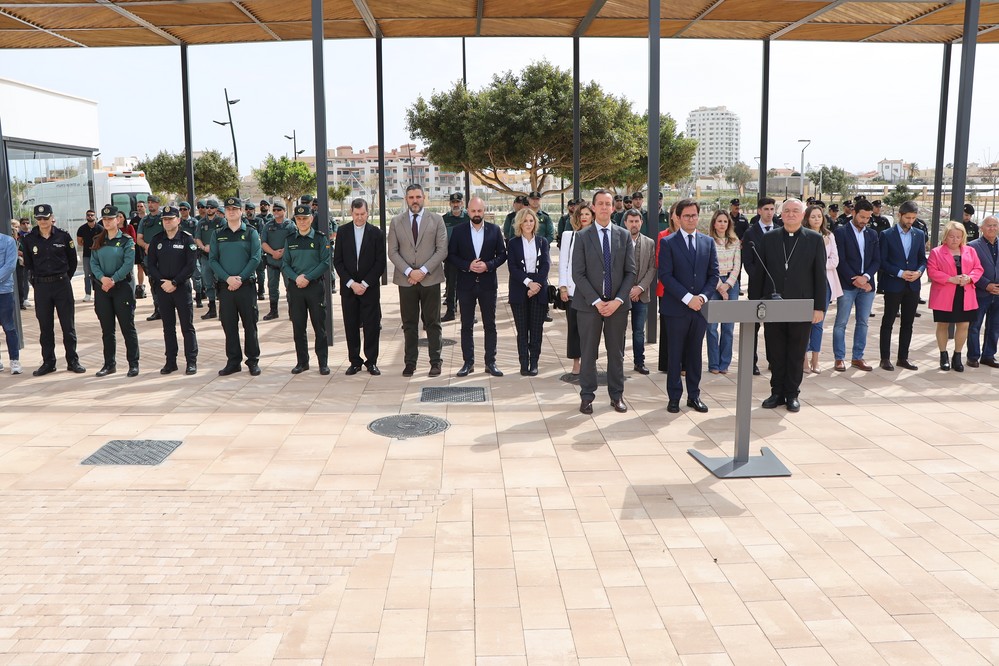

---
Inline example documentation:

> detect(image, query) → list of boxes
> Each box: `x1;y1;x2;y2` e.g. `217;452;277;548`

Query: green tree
883;183;914;211
725;162;753;195
328;183;352;219
806;165;855;198
136;150;185;195
709;165;724;191
407;60;639;196
253;154;316;208
603;113;697;195
136;149;238;199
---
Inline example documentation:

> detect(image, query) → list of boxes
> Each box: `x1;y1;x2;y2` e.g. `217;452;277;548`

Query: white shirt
679;231;702;305
591;223;623;306
346;223;369;288
852;224;868;277
759;220;774;233
470;222;485;258
522;236;537;286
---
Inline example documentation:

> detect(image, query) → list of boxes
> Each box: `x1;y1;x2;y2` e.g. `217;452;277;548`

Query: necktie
602;228;612;299
687;233;695;258
411;214;419;244
764;225;771;233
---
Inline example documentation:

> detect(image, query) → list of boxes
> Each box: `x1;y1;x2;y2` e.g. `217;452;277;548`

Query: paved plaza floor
3;266;999;665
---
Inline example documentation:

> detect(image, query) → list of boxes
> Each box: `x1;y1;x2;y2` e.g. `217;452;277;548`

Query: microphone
749;241;782;300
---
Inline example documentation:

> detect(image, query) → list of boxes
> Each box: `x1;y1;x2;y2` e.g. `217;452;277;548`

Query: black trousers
399;282;442;366
511;295;546;369
256;264;266;298
16;264;28;302
218;280;260;367
880;289;919;361
341;284;380;366
665;310;707;402
444;263;458;313
94;281;138;366
458;282;498;364
566;304;580;359
577;305;628;402
289;280;328;366
658;312;669;372
34;277;78;366
157;281;198;364
764;321;810;399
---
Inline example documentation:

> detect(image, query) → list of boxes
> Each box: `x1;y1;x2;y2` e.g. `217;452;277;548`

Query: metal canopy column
376;35;388;285
462;38;471;201
572;36;581;202
949;0;981;220
180;44;196;207
646;0;660;345
931;43;952;246
311;0;333;340
758;40;770;198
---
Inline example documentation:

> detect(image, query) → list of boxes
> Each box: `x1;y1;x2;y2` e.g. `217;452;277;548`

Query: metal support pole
949;0;980;221
572;36;581;202
0;114;23;349
180;44;196;207
376;35;388;286
224;87;239;197
931;43;952;246
758;41;770;198
646;0;660;345
311;0;333;340
462;38;471;202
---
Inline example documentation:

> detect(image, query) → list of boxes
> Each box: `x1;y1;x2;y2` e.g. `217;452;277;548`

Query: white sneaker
84;294;93;302
0;361;4;372
10;360;21;375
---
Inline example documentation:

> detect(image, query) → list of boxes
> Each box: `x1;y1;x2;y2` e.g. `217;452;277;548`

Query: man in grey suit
623;209;657;374
387;183;449;377
572;190;637;414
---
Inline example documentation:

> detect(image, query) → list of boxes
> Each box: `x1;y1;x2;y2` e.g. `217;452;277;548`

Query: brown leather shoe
851;359;873;371
967;359;980;368
834;360;847;372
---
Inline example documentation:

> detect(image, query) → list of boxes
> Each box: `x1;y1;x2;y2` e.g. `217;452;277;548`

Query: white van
22;169;152;227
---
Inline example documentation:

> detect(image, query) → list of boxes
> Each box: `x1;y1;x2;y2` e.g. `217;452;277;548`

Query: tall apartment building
685;106;741;177
303;144;464;200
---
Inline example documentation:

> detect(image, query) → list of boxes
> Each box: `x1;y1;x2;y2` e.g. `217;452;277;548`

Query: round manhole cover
368;414;450;439
418;338;456;347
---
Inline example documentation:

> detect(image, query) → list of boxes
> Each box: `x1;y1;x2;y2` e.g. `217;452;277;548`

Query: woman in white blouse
557;203;594;375
804;204;841;373
706;211;741;374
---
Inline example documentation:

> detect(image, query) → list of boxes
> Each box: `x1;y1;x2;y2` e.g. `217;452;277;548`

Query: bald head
781;198;804;232
468;197;485;225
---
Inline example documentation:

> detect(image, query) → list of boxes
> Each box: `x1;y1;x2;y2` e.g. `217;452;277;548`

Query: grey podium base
687;447;791;478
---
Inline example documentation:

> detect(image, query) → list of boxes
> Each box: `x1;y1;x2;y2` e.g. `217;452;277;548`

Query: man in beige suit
624;209;656;374
388;183;449;376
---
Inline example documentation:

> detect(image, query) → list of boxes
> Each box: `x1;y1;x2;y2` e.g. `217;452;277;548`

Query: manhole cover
420;387;486;403
559;372;627;385
368;414;450;439
82;439;183;465
418;338;456;347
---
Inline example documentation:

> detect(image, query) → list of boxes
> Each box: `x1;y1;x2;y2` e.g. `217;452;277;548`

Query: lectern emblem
756;303;767;320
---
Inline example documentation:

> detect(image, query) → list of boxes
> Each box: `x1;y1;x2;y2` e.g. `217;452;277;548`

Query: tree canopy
602;113;697;195
806;165;855;199
252;155;316;207
136;149;239;199
725;162;754;195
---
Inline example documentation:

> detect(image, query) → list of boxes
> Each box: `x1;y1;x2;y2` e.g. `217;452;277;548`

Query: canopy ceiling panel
584;18;690;36
484;0;589;18
6;6;135;29
814;2;945;24
708;0;831;22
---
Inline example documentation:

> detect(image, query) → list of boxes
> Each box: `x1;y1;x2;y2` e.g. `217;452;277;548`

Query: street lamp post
798;139;811;198
213;87;240;196
284;130;305;160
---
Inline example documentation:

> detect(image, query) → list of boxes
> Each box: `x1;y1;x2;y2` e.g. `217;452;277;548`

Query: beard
471;216;484;225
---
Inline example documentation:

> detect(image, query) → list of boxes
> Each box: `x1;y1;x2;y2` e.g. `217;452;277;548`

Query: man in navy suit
658;199;719;414
969;216;999;368
878;200;926;371
832;198;881;371
447;197;507;377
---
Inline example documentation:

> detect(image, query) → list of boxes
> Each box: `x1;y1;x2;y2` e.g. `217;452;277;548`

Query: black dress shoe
32;364;56;377
545;313;553;322
896;359;918;370
520;368;531;376
753;365;761;376
610;398;628;413
982;358;999;368
368;364;381;376
456;362;474;377
95;364;117;377
429;362;442;377
402;364;416;377
967;359;980;368
67;362;86;374
579;399;593;415
485;363;504;377
686;398;708;413
248;364;262;376
160;363;179;375
667;401;680;413
786;397;801;412
441;311;455;322
527;363;539;376
185;363;197;375
634;364;650;375
218;365;241;376
146;311;161;321
291;364;309;374
126;364;139;377
345;364;362;376
761;394;785;409
319;366;331;375
879;359;895;371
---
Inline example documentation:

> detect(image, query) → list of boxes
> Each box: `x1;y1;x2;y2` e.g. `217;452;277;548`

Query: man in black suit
741;197;781;375
447;197;507;377
750;199;827;412
571;190;636;415
333;198;386;376
658;199;719;413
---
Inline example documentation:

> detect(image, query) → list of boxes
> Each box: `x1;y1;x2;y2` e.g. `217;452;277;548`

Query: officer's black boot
146;307;161;321
135;283;146;299
202;300;217;320
262;302;279;321
195;294;203;308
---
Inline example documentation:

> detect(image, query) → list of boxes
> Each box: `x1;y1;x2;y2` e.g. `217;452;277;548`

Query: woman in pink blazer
927;221;984;371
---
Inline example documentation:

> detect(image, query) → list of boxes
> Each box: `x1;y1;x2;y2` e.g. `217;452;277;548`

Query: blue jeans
630;301;649;366
81;257;93;295
833;287;875;361
806;284;833;353
968;292;999;361
706;282;738;371
0;292;20;360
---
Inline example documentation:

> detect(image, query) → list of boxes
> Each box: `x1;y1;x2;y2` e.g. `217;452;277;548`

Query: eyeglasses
680;214;699;221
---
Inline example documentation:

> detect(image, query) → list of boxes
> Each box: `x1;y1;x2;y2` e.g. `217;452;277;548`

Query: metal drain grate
418;338;456;347
420;387;486;403
82;439;183;465
368;414;450;439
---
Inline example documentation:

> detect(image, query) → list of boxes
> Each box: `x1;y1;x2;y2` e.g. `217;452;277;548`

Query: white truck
21;169;152;227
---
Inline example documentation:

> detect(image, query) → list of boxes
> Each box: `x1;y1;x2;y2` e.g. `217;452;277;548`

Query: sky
5;37;999;179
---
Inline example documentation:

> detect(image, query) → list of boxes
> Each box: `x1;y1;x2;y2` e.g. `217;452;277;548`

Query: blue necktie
687;233;695;259
602;228;612;299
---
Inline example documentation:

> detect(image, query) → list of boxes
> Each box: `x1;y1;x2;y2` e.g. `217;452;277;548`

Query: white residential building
877;159;912;183
685;106;741;177
303;144;465;200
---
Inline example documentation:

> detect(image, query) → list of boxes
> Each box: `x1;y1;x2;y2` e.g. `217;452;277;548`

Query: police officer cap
223;196;242;208
293;204;312;217
100;205;119;218
206;199;220;208
244;202;256;211
178;201;191;209
567;198;577;207
613;194;624;201
197;199;207;207
965;203;975;215
147;195;161;203
272;201;286;211
730;198;741;206
871;199;882;207
631;192;644;200
449;192;464;203
300;194;314;204
623;196;632;204
33;203;53;218
528;191;542;199
514;195;529;205
828;204;840;212
259;199;270;206
659;192;664;200
161;205;180;218
843;199;855;208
